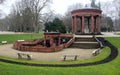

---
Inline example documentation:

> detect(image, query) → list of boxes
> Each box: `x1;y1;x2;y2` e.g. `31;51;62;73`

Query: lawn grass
0;36;120;75
0;33;43;44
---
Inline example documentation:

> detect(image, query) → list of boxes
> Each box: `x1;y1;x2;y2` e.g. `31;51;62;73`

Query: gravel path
0;44;96;62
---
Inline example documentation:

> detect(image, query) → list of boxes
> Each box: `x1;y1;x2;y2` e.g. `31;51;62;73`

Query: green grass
0;36;120;75
0;33;43;44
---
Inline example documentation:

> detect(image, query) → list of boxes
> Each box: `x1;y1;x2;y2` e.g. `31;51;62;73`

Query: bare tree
101;14;113;32
113;0;120;31
0;0;6;17
8;0;51;32
41;10;55;22
114;0;120;19
0;0;5;4
63;3;83;33
30;0;51;33
7;7;19;32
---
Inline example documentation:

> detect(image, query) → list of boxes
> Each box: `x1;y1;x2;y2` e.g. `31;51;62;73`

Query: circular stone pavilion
71;8;102;34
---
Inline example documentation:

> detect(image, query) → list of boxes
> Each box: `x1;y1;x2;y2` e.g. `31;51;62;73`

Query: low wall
15;44;65;53
60;34;73;37
64;37;75;48
13;34;74;53
94;36;104;48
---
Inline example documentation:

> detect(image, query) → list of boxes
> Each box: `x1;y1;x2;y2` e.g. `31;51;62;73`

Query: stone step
69;36;100;49
69;42;99;49
74;42;98;44
75;37;96;42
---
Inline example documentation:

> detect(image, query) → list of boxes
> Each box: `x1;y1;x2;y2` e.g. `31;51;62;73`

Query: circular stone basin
0;44;97;62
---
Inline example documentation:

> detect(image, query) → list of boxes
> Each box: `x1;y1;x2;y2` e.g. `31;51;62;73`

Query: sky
0;0;16;18
51;0;91;15
51;0;113;15
0;0;113;18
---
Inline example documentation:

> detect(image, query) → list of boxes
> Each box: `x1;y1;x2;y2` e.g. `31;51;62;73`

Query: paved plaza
0;44;96;61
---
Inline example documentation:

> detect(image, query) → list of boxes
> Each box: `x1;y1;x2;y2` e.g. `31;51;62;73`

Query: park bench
1;41;7;44
17;53;32;60
62;55;79;61
92;48;101;56
17;40;25;42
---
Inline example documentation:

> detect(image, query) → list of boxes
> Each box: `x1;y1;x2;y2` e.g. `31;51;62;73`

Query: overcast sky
0;0;113;17
51;0;113;15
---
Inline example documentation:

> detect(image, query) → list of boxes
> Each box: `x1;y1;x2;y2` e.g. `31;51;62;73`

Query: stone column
74;16;77;33
91;16;94;33
58;35;60;46
97;16;101;33
81;16;84;33
94;17;97;33
80;17;82;33
44;35;46;46
87;17;90;33
50;36;53;47
50;36;52;46
72;16;77;33
72;16;74;33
